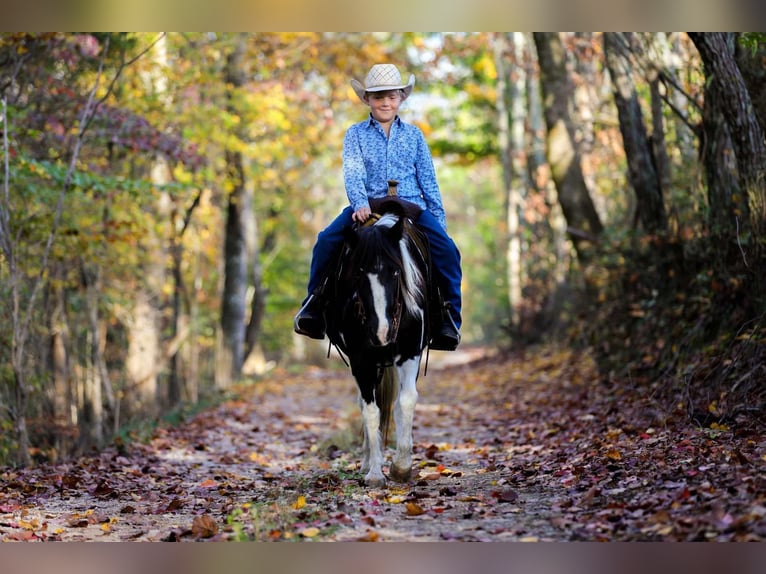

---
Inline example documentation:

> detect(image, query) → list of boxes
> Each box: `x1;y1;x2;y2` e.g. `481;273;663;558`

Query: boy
294;63;462;351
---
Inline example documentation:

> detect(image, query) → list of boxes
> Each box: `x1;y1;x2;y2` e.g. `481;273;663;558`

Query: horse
326;198;431;487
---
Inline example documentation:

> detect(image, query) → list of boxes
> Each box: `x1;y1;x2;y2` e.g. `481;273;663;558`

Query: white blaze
367;273;388;344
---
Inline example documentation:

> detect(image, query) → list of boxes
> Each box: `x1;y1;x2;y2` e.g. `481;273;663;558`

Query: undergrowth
579;233;765;430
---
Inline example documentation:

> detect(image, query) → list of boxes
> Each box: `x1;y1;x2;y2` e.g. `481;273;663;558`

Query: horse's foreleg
358;393;370;474
390;357;419;482
360;399;386;487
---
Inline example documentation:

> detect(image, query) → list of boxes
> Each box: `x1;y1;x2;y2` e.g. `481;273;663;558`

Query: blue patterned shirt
343;114;447;230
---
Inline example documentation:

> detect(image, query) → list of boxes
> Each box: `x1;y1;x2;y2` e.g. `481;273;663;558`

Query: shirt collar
367;113;401;128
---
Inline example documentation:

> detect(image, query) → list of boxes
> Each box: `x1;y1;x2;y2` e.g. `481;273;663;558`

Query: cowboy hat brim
351;73;415;104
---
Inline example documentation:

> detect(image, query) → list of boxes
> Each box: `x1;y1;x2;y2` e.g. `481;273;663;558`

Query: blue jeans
306;206;462;327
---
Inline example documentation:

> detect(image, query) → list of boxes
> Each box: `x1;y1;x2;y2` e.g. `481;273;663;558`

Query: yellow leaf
405;502;426;516
293;495;306;510
357;530;379;542
439;467;461;477
606;449;622;461
300;526;320;538
388;486;409;495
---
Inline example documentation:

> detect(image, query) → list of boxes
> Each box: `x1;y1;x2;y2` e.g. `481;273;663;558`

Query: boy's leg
415;211;462;350
295;207;354;339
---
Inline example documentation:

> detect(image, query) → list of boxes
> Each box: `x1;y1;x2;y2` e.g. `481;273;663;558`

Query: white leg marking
391;357;420;481
358;393;370;474
361;400;386;487
367;273;389;345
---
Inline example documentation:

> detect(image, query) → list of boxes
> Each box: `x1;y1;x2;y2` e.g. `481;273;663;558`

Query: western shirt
342;114;447;230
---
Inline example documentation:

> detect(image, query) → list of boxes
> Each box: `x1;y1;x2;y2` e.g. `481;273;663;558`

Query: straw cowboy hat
351;64;416;104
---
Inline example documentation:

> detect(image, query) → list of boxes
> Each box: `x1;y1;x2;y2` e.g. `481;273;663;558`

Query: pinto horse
326;198;430;487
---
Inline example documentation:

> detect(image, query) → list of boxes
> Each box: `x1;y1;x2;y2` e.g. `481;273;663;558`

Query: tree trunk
12;367;32;467
217;35;249;387
649;77;672;195
689;32;766;238
572;32;599;196
533;32;603;262
492;32;523;333
526;33;573;333
734;33;766;137
603;32;668;235
49;278;73;460
700;62;743;240
124;290;160;418
81;265;110;448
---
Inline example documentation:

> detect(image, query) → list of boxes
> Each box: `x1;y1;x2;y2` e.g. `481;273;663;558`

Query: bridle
352;267;404;345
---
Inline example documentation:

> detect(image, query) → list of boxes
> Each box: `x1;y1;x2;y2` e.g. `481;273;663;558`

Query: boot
294;293;326;340
429;302;460;351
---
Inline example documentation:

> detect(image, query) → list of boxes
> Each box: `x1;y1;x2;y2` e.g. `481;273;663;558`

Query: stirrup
429;304;460;351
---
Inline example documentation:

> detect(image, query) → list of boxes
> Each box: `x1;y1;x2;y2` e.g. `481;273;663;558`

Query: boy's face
366;90;403;123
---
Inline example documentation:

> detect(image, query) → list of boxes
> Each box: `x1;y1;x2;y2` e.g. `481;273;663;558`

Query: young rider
294;63;462;351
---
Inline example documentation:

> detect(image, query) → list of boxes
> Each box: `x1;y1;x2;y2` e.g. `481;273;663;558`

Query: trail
1;346;763;542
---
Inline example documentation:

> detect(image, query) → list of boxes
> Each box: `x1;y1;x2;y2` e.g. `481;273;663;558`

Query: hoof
363;473;387;488
389;464;412;483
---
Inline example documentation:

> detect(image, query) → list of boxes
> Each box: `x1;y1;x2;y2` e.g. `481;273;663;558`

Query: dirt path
1;346;764;542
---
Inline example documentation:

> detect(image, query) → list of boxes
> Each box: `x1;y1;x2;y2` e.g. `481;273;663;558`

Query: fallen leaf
17;519;38;530
417;471;441;481
605;449;622;461
191;515;218;538
293;495;306;510
424;445;440;460
493;488;519;503
299;526;320;538
439;467;462;477
357;530;379;542
405;502;426;516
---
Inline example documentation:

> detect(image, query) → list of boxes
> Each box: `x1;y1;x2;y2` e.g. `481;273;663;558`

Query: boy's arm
414;131;448;230
342;127;370;213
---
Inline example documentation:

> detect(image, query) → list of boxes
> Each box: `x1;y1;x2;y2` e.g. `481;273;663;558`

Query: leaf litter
0;346;763;542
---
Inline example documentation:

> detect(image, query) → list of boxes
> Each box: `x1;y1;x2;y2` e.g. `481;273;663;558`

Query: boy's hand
352;206;371;223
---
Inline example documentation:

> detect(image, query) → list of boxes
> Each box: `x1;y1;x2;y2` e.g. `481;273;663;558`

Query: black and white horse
326;199;429;487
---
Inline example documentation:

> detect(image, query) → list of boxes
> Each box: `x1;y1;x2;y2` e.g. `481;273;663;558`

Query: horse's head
345;209;407;348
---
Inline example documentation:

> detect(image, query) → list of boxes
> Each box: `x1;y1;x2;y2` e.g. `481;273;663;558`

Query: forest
0;31;763;479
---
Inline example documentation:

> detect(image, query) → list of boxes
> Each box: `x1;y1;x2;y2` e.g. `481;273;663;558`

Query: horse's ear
385;214;404;242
